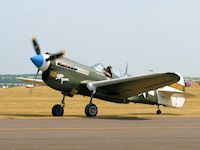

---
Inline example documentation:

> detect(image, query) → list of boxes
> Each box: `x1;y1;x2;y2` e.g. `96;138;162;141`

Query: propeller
30;36;65;93
46;50;65;61
31;37;65;62
32;37;41;55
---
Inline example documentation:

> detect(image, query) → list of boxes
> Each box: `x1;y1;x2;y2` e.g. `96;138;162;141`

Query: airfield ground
0;86;199;150
0;86;199;118
0;118;199;150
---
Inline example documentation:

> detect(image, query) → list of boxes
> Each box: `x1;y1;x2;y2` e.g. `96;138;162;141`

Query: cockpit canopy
92;63;122;78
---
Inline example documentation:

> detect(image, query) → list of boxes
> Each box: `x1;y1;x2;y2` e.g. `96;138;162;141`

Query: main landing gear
156;105;162;115
52;94;65;116
85;91;98;117
51;91;98;117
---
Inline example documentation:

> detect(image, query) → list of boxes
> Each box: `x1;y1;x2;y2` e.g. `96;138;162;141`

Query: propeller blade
46;51;65;61
29;69;40;94
32;37;41;55
36;69;40;78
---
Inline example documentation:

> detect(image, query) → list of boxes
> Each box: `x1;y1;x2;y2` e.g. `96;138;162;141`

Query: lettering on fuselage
50;71;69;84
55;73;69;84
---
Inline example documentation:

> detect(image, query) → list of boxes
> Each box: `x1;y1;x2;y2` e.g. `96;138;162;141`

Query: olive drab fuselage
41;57;160;105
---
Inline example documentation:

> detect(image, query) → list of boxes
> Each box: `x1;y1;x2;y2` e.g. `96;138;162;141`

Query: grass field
0;86;199;119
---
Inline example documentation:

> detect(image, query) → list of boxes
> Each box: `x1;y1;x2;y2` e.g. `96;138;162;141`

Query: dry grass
0;86;199;119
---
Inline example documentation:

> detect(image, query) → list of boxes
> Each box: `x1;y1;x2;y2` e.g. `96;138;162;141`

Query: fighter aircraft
17;37;195;117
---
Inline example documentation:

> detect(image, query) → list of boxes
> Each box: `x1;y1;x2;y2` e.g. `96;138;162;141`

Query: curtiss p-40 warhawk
18;37;196;117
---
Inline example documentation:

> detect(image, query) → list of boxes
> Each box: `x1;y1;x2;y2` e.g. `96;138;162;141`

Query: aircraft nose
30;55;44;68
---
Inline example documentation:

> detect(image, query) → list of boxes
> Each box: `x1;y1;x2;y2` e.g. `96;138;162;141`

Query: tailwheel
85;103;98;117
156;109;162;115
156;105;162;115
52;104;64;116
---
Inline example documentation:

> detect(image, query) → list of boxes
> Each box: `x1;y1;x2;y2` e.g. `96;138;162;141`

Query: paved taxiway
0;117;199;150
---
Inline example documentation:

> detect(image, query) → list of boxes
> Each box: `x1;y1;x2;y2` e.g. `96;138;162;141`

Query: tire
156;109;162;115
85;103;98;117
52;104;64;116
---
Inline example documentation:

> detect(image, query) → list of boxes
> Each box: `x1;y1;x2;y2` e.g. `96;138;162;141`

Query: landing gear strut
156;105;162;114
85;90;98;117
52;94;65;116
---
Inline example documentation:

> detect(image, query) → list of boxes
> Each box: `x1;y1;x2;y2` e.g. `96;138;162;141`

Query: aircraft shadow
0;113;183;120
125;112;184;116
92;116;150;121
88;113;184;121
0;113;86;119
0;113;148;120
0;114;53;118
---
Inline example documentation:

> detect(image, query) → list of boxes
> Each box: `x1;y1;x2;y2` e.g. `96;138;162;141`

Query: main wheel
156;109;162;115
85;103;98;117
52;104;64;116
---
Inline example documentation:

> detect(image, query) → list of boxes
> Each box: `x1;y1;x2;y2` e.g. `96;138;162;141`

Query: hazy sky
0;0;199;77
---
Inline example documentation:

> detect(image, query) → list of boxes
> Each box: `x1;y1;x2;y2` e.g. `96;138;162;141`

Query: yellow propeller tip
32;36;37;40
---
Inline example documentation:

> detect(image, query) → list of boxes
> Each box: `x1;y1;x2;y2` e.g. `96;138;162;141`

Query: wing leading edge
87;73;180;99
16;77;46;86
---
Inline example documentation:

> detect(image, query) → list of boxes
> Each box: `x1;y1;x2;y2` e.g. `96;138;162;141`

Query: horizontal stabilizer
158;90;196;98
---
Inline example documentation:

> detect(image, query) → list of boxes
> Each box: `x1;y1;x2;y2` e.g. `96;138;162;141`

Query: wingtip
166;72;181;83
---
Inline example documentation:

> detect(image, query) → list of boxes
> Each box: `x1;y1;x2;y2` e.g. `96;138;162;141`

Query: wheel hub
89;106;97;116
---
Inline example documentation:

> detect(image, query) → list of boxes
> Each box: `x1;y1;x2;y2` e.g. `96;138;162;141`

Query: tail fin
124;63;128;77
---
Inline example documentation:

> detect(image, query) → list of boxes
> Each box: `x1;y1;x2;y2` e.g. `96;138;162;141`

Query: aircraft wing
16;77;46;86
87;73;180;99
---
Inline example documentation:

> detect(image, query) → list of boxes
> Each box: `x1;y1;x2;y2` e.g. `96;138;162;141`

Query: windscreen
92;63;122;78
